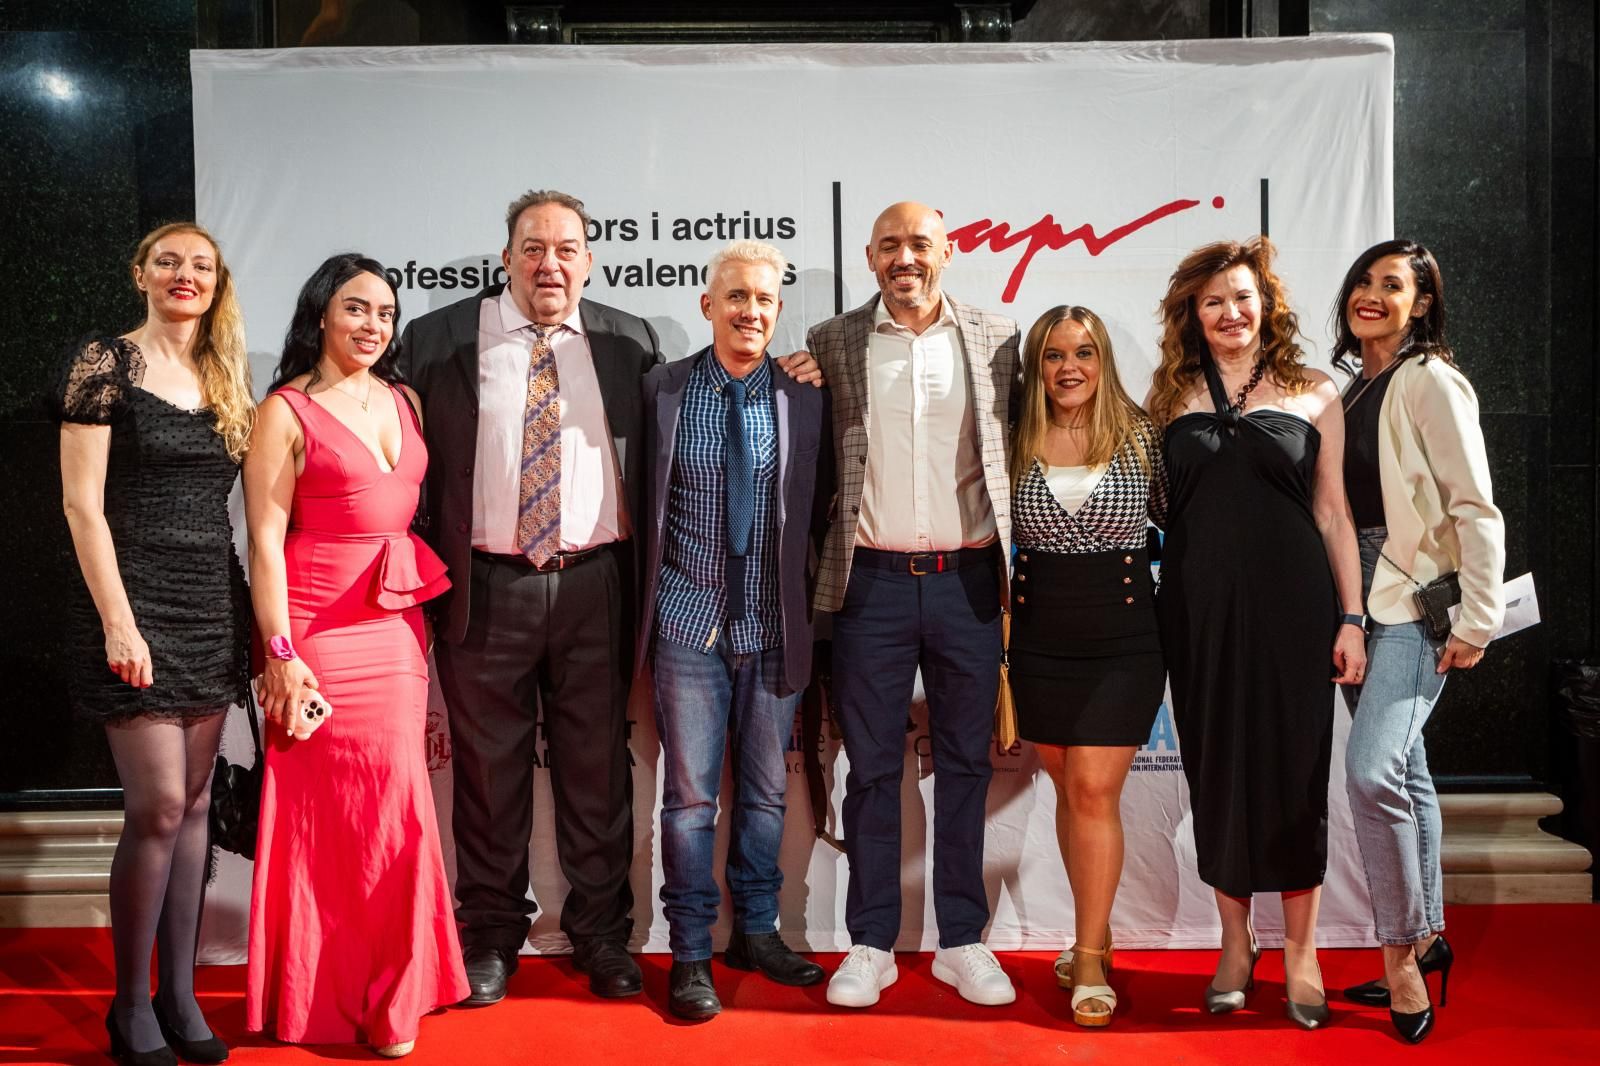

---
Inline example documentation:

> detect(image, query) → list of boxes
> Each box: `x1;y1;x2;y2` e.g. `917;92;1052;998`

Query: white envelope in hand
1449;572;1538;642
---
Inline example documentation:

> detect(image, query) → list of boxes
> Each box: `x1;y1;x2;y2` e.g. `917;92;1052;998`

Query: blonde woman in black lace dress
1008;305;1165;1028
56;223;252;1066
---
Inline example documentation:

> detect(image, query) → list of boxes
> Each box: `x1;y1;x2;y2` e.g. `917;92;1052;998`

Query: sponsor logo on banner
1130;702;1183;772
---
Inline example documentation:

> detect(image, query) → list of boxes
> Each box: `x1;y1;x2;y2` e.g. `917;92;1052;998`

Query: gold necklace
330;376;372;412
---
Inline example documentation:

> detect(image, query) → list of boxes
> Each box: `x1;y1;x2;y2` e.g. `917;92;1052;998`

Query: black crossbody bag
1380;548;1461;641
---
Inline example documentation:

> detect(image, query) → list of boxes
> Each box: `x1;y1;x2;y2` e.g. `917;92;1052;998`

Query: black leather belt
853;545;996;576
472;544;610;572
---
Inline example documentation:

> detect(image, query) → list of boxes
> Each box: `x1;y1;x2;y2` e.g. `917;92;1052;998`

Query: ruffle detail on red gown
375;533;452;610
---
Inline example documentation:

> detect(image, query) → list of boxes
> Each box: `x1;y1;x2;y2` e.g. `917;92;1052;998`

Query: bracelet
267;635;298;661
1339;613;1365;629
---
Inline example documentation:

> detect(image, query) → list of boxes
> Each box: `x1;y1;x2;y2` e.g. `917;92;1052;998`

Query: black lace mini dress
53;337;250;720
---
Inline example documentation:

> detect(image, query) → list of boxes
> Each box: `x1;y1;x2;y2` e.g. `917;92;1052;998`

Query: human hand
1332;623;1367;685
258;657;319;736
104;620;153;688
775;350;825;388
1436;635;1485;674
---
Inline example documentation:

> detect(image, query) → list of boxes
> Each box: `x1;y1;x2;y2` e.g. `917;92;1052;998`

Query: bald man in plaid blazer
811;202;1020;1009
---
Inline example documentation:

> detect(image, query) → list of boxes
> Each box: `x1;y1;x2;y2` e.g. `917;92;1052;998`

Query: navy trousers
829;548;1003;950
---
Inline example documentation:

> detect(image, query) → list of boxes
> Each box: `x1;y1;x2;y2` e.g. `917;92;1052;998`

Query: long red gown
247;384;468;1046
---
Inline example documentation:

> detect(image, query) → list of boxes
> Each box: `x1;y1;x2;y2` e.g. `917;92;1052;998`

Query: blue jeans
651;634;799;962
1343;527;1448;945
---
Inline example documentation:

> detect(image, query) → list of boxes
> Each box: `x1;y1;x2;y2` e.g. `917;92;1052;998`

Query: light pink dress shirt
472;290;627;554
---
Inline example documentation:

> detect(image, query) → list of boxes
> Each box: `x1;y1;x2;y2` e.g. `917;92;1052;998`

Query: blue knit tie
724;378;752;622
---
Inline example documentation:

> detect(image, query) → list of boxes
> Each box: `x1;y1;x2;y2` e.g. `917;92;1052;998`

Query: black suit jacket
397;285;665;649
635;349;832;695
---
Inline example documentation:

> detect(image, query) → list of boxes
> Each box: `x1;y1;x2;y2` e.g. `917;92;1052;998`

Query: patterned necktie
724;378;753;622
516;323;562;566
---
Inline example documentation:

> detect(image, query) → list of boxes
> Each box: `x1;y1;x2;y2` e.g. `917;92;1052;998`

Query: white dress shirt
472;289;627;554
856;296;997;552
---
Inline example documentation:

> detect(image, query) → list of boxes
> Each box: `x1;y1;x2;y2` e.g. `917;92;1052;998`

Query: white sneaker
932;943;1016;1006
826;945;898;1008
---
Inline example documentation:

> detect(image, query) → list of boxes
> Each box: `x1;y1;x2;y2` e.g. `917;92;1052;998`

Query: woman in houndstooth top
1007;305;1166;1028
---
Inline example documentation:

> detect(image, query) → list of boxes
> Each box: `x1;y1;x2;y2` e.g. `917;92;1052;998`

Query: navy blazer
397;285;664;649
637;347;832;694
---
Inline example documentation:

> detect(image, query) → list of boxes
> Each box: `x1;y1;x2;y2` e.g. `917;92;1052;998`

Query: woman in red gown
243;254;468;1057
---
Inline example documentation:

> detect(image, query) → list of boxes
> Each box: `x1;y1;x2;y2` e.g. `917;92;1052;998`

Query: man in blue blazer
636;241;832;1020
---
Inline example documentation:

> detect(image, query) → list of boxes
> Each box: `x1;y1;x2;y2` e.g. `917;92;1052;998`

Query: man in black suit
399;190;820;1008
398;189;658;1005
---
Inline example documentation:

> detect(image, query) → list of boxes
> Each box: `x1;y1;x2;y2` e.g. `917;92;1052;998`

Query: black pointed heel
1390;1005;1435;1044
1417;934;1453;1008
152;998;230;1064
1343;977;1390;1006
105;1007;177;1066
1342;933;1454;1009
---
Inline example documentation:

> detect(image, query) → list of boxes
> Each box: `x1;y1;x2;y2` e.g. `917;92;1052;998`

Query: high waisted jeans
1343;527;1448;945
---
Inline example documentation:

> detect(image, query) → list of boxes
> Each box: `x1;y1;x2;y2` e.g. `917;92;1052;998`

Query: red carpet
5;905;1598;1065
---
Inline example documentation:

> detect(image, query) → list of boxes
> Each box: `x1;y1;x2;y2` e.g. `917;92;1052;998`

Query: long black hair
270;253;404;391
1330;238;1453;375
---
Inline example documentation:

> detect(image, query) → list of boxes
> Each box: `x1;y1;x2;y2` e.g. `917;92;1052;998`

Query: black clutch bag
1382;547;1461;641
209;698;264;858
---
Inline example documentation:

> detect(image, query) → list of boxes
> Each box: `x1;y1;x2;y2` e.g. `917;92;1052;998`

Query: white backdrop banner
192;37;1395;962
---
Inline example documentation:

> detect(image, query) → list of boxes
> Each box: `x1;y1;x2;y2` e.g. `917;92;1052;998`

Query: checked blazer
808;293;1019;614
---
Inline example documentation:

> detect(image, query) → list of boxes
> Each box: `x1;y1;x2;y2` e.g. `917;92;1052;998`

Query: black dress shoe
572;939;643;998
1390;1006;1435;1044
105;1007;177;1066
668;960;722;1021
724;930;825;987
460;946;517;1007
152;998;229;1064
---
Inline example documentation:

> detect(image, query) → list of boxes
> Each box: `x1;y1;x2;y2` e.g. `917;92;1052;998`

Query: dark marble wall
1;1;1593;803
1;2;206;801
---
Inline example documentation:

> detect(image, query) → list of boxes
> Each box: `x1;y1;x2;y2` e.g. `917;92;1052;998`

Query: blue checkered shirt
654;351;782;654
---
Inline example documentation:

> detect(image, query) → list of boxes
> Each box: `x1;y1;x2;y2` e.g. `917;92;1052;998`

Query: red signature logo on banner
949;196;1220;302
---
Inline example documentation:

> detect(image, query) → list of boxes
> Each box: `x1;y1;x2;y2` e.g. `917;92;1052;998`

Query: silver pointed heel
1285;997;1331;1030
1285;961;1331;1030
1203;941;1260;1014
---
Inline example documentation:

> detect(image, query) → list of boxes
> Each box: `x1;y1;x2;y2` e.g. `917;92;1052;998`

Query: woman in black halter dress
1149;237;1365;1031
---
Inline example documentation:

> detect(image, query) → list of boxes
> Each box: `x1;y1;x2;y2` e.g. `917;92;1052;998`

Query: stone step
0;811;123;838
1442;833;1593;873
0;891;111;928
0;862;110;894
1438;792;1564;820
0;811;123;926
1439;791;1593;903
1444;872;1594;904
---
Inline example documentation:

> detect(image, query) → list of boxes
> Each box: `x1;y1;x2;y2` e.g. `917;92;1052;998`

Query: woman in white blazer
1331;239;1505;1045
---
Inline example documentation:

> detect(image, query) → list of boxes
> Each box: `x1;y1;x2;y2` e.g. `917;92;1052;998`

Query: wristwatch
1339;613;1365;629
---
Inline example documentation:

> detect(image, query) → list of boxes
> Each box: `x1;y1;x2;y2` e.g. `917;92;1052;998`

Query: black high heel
1342;933;1454;1008
1390;1004;1435;1044
105;1006;177;1066
1419;934;1453;1007
152;997;230;1064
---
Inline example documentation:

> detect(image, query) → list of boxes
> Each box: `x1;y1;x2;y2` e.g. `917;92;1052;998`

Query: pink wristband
267;635;297;661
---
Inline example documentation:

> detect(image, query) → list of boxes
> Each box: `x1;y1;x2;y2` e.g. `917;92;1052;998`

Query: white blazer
1367;355;1506;647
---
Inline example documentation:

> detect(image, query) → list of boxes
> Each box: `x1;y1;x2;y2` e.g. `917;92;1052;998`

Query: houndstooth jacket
809;293;1019;614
